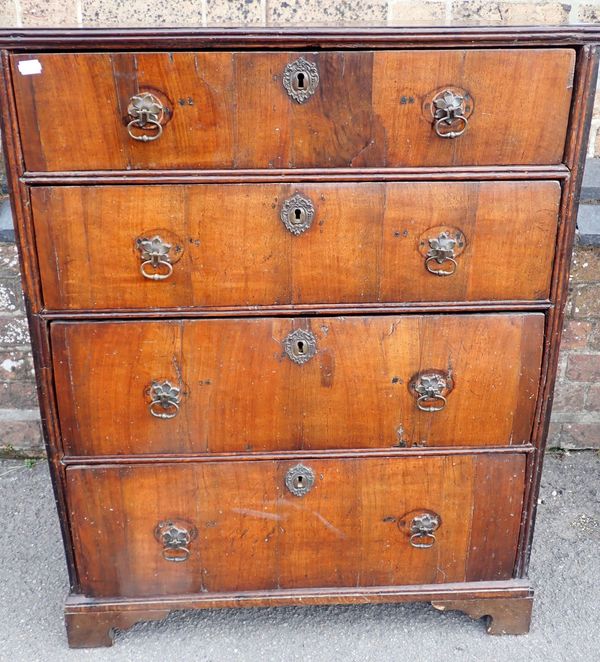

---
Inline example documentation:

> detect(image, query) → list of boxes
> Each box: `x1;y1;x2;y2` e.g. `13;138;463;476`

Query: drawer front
66;454;525;598
13;49;574;171
32;181;560;310
51;314;544;455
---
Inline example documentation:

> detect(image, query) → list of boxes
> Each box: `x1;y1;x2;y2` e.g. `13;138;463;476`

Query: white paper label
17;59;42;76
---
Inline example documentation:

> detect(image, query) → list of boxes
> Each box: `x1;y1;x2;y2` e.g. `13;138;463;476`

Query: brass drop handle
136;235;174;281
285;464;315;496
409;513;441;549
154;520;197;562
412;372;452;412
127;92;165;142
425;232;459;276
432;89;469;139
148;380;181;419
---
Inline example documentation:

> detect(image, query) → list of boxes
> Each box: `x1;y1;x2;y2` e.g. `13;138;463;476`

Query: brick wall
551;244;600;449
0;0;598;455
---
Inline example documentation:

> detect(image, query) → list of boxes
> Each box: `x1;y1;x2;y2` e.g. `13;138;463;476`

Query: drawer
66;453;525;598
32;181;560;310
13;49;574;171
51;313;544;456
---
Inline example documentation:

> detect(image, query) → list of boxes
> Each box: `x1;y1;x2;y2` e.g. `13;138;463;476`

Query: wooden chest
1;26;598;648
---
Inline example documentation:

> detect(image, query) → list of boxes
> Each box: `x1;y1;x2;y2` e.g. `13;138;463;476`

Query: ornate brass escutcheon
127;92;166;142
280;193;315;235
154;520;197;562
283;329;317;365
285;464;316;497
136;235;174;281
410;371;453;412
283;57;319;103
430;88;471;139
148;380;181;419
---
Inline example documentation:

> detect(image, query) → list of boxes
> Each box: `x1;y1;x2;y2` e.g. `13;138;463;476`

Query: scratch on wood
171;355;184;385
231;508;281;521
384;320;400;338
311;511;347;539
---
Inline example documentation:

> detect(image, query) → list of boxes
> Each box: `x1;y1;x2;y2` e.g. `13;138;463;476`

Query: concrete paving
0;452;598;661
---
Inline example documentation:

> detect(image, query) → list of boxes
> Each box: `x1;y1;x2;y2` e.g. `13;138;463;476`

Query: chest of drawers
1;26;598;648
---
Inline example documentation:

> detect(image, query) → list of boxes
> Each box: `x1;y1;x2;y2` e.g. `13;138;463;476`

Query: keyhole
290;207;305;226
296;340;305;355
296;72;305;89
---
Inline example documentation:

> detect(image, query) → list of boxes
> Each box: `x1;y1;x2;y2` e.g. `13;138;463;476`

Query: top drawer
11;49;574;172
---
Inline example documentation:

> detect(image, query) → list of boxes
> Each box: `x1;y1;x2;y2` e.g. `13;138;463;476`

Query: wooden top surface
0;25;599;51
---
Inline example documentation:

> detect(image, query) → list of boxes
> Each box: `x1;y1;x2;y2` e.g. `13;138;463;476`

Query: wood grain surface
66;453;526;597
51;313;544;455
12;49;574;171
31;181;560;310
